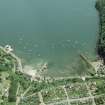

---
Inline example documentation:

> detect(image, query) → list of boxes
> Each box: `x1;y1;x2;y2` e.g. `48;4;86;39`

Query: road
47;94;104;105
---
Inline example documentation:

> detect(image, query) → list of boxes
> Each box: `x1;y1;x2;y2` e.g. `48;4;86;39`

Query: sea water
0;0;98;76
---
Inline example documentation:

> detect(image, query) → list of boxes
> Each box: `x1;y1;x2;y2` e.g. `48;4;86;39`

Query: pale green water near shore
0;0;98;76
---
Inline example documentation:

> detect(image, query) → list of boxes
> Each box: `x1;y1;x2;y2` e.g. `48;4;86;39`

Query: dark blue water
0;0;98;76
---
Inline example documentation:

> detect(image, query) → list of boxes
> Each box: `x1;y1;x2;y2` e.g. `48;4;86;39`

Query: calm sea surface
0;0;98;76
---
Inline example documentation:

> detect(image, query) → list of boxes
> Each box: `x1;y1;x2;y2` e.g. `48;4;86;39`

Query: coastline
1;44;105;105
95;0;105;63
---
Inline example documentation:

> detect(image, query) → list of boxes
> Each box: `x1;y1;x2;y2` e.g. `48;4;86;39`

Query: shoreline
0;45;104;79
95;0;105;63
